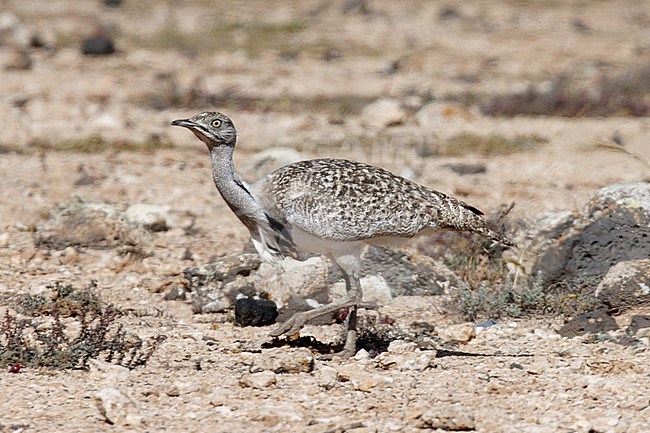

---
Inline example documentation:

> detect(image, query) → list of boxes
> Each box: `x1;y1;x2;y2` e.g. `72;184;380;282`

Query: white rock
437;323;476;343
387;340;418;353
360;275;392;304
360;98;406;128
239;371;277;389
0;232;9;248
91;113;123;131
254;257;329;305
317;365;339;390
125;203;172;229
94;387;142;426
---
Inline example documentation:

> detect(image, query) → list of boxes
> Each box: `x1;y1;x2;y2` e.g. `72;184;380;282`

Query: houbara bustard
172;112;514;359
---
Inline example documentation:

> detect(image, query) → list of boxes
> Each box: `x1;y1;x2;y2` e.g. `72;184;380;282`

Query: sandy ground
1;1;650;432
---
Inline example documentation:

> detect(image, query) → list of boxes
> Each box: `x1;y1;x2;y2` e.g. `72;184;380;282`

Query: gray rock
35;198;149;251
558;310;619;338
361;246;447;297
627;315;650;336
595;259;650;309
94;387;142;426
532;183;650;286
81;36;115;55
360;98;406;128
182;253;262;313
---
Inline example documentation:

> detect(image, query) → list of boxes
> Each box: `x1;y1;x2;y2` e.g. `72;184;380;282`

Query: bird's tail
430;192;516;248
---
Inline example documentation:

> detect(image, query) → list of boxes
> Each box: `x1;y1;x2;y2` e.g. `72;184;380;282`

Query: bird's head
171;112;237;150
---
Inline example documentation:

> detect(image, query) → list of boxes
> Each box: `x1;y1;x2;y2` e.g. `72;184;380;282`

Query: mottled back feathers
257;158;486;243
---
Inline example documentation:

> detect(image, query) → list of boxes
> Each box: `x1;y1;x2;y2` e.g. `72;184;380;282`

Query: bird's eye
212;119;222;128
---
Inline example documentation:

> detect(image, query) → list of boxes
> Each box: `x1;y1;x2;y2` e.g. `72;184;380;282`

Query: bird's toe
269;313;305;337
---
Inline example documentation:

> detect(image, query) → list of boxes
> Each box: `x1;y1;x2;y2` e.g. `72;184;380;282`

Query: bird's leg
320;268;361;360
269;253;363;360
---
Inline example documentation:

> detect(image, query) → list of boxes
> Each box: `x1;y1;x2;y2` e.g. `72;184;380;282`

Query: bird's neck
210;144;264;224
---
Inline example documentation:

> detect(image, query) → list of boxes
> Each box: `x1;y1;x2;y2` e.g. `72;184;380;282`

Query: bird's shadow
263;333;395;357
263;336;534;359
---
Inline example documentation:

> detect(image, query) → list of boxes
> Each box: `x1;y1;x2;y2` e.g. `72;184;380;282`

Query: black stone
235;297;278;327
81;37;115;55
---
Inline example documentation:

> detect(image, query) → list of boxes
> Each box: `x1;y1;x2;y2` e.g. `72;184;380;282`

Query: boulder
532;183;650;286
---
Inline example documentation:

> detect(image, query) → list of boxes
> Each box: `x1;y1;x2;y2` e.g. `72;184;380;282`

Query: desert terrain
1;1;649;432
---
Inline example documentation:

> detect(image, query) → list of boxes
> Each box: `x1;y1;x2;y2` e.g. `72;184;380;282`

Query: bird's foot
268;312;307;338
319;329;357;361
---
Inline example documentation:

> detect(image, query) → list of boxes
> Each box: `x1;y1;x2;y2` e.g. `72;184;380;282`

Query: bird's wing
258;159;435;242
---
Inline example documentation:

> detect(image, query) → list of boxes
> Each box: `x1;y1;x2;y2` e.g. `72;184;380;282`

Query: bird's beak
171;118;196;128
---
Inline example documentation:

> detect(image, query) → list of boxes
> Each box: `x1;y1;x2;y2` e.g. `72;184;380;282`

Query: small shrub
1;283;165;370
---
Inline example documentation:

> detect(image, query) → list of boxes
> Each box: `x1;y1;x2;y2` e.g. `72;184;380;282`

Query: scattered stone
0;232;9;248
386;340;418;353
437;322;476;343
239;371;277;389
235;296;278;327
165;383;181;397
376;349;436;371
35;198;149;251
125;203;171;232
183;253;262;313
360;98;406;128
254;256;330;308
417;410;475;430
595;259;650;309
249;347;314;374
317;365;339;390
82;34;115;55
94;387;142;426
57;246;80;265
558;310;619;338
533;183;650;287
358;275;392;304
337;366;393;392
163;286;187;301
627;315;650;336
184;253;262;292
195;297;231;314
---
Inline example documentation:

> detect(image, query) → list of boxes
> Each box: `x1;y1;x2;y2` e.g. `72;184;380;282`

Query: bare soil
1;1;649;432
